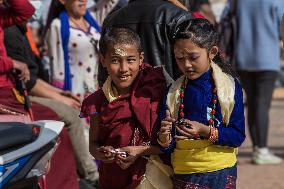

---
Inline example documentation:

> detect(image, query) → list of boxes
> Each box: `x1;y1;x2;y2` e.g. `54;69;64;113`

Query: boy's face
101;43;144;94
174;39;217;80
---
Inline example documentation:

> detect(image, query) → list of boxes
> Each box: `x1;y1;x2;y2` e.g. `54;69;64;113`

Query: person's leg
30;96;99;181
238;71;258;147
253;71;277;147
250;71;282;164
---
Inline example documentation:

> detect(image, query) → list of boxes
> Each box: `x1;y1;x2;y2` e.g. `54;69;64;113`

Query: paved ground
237;87;284;189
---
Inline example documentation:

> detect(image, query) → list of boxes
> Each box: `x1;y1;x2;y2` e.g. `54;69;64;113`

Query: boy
80;27;167;189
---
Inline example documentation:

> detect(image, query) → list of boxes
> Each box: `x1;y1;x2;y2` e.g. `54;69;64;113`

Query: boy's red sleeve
80;89;105;118
0;56;13;74
0;0;35;28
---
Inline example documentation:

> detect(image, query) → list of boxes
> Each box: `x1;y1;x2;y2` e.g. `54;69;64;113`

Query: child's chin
117;83;132;90
186;74;198;80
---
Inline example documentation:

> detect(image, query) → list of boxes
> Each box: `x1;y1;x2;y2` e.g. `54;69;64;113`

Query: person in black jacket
4;24;99;188
98;0;193;86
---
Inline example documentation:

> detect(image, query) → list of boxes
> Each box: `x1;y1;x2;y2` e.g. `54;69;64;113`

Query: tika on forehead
175;48;192;57
114;48;128;57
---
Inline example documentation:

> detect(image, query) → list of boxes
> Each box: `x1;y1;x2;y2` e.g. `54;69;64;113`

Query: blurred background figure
235;0;284;165
44;0;121;100
88;0;121;27
4;22;99;188
44;0;101;100
178;0;216;24
282;14;284;42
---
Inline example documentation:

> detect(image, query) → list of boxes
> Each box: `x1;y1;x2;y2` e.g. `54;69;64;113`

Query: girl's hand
93;146;116;163
176;119;210;139
159;110;175;143
115;146;141;169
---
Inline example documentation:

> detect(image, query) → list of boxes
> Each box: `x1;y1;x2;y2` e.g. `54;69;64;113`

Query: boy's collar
102;77;121;102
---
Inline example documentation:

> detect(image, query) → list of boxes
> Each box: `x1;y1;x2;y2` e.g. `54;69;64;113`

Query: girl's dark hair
173;18;236;77
43;0;65;37
99;27;143;56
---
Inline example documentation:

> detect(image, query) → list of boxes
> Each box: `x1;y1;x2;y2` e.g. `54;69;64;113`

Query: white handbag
136;155;174;189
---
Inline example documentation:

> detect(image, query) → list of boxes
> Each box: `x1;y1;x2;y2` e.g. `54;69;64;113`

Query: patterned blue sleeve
217;78;246;147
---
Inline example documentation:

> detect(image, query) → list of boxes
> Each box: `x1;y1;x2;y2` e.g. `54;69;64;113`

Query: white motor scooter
0;120;64;189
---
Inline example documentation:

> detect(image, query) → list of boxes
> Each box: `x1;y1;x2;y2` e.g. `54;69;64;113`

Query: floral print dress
68;26;100;99
47;19;100;100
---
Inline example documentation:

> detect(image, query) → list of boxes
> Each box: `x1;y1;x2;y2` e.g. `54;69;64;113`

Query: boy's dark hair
173;18;236;77
99;27;143;56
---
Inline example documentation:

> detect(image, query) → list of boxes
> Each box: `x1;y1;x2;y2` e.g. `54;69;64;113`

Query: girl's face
174;39;218;80
100;43;144;95
60;0;87;18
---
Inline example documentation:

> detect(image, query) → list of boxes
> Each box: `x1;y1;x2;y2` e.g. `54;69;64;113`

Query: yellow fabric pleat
173;140;237;174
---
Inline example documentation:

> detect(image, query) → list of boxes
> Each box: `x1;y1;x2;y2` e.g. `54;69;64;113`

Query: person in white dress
45;0;119;100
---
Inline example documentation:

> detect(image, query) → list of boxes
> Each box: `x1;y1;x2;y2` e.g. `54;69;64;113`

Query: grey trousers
30;96;98;181
238;71;278;148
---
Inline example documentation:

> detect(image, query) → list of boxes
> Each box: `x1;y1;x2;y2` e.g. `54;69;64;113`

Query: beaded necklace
176;76;218;139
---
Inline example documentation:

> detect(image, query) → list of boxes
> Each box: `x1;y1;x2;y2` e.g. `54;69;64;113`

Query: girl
80;27;168;189
45;0;101;100
158;19;245;189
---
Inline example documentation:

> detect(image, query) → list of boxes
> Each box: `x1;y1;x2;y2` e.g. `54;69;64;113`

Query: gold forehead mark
114;48;128;57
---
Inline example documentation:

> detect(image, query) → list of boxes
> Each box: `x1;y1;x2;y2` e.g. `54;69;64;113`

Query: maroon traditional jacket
81;65;167;189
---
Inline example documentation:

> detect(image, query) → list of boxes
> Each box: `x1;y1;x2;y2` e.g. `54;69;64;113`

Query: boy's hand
159;110;175;143
115;146;141;170
94;146;116;163
176;119;210;139
116;154;137;170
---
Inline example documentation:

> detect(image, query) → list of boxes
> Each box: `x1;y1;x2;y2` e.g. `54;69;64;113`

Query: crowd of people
0;0;284;189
